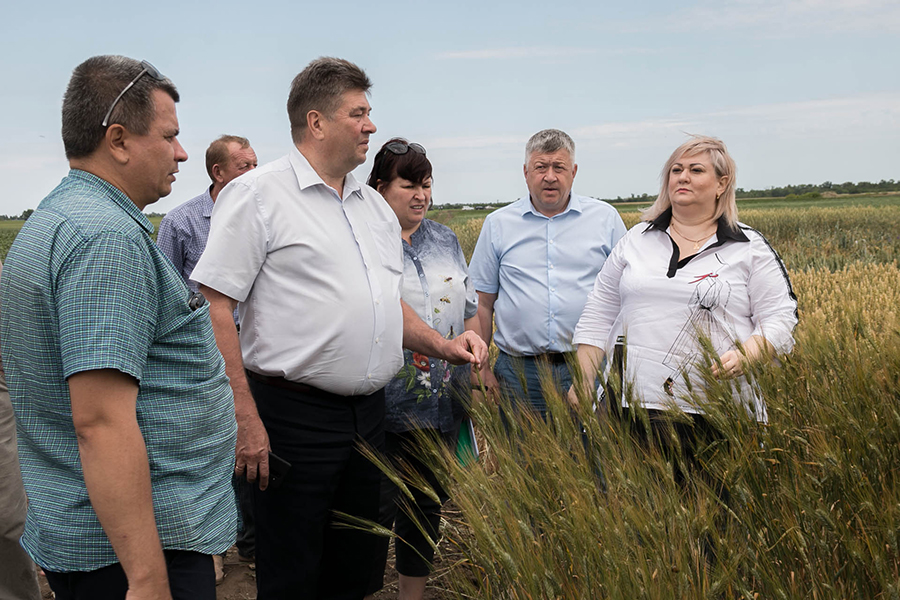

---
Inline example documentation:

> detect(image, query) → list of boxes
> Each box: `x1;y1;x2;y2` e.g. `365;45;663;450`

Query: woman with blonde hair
569;135;797;477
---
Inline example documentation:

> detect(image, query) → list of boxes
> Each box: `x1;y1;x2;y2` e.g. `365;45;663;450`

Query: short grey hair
525;129;575;162
287;57;372;144
62;55;179;159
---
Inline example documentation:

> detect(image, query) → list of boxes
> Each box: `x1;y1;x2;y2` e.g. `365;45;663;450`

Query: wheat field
399;202;900;599
4;200;900;598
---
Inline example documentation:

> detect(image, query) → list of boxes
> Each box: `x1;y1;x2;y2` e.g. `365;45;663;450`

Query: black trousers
620;407;727;493
367;425;459;594
233;473;255;558
248;376;385;600
43;550;214;600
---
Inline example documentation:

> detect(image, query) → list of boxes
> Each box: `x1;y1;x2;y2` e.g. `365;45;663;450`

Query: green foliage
0;228;19;261
369;199;900;598
736;178;900;198
386;265;900;597
741;205;900;271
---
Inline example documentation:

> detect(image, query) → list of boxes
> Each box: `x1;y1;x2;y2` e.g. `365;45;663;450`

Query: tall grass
377;206;900;598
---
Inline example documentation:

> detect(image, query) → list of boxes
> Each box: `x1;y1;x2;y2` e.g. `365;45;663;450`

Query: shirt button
551;287;556;293
375;300;381;305
375;338;380;343
367;374;372;379
549;239;555;244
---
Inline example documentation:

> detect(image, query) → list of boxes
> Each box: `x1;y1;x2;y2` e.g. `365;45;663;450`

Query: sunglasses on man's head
384;140;426;156
101;60;166;127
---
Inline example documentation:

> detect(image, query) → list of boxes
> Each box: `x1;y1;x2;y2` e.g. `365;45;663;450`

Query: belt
503;351;570;365
534;352;569;365
245;370;344;402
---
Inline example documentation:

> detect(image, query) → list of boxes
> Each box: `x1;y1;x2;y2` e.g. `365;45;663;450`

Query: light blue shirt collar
518;193;584;218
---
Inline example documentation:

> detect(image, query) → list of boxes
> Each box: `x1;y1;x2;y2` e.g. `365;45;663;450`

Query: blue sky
1;0;897;216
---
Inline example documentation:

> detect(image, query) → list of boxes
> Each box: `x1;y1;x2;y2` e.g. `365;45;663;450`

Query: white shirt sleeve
572;231;628;352
191;179;269;303
746;232;798;354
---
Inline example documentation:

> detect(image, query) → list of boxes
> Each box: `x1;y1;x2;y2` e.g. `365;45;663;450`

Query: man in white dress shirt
191;57;486;600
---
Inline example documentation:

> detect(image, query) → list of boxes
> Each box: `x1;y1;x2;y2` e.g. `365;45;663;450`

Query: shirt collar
643;207;749;243
68;169;154;234
289;146;363;201
518;192;583;218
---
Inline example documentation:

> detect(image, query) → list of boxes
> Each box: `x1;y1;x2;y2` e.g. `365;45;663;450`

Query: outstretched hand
443;330;488;369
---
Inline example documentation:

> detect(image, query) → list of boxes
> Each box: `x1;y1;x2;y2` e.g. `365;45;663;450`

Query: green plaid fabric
0;170;237;572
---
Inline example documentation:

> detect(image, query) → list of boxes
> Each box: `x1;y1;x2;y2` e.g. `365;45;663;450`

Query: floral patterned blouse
385;219;478;434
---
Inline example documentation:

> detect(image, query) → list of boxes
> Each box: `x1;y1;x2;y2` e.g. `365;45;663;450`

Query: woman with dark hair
364;138;484;600
569;135;797;477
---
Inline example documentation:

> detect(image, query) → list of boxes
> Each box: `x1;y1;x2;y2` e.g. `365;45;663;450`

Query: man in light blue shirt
469;129;626;417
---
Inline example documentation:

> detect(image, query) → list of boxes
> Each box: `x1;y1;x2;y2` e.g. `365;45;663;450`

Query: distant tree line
6;179;899;218
607;179;900;204
0;208;164;221
735;179;899;198
0;209;35;221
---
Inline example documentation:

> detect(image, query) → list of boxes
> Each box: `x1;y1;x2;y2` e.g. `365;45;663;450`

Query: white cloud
610;0;900;35
427;134;526;150
433;46;661;62
435;46;600;60
704;0;900;33
425;92;900;155
574;119;698;140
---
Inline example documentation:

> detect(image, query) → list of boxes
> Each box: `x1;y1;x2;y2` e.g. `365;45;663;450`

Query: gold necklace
670;222;715;251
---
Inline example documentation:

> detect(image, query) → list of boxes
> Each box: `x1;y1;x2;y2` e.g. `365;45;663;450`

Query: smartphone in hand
266;451;291;491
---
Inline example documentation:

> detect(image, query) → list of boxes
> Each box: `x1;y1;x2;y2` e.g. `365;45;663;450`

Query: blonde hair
642;135;738;227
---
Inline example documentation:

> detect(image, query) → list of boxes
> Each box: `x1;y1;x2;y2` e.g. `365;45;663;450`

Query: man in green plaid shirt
0;55;237;600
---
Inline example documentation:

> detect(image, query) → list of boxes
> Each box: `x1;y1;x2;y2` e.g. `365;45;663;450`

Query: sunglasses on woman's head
384;140;426;156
